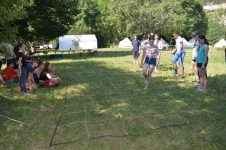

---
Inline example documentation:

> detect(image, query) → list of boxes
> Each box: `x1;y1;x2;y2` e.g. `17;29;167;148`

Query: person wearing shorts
172;32;185;79
140;34;159;89
196;35;209;93
131;35;141;66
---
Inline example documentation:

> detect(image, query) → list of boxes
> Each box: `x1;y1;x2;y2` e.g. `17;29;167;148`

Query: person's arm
18;57;22;77
202;45;209;68
140;48;146;67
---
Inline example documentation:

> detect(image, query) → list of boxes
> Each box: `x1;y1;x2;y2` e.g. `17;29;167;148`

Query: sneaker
144;86;148;90
144;80;149;89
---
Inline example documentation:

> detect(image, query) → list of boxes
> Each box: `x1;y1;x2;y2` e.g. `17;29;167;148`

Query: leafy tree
0;0;30;41
16;0;79;42
206;21;225;45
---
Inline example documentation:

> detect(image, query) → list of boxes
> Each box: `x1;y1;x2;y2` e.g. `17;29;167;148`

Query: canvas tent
182;38;193;48
214;39;226;48
189;38;196;47
118;38;132;48
59;34;97;51
160;38;169;48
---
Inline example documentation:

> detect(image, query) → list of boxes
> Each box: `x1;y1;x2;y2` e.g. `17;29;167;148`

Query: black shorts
144;57;156;66
197;63;208;68
132;51;139;58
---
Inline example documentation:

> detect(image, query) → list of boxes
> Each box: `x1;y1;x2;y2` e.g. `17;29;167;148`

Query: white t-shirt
154;40;163;50
175;36;183;54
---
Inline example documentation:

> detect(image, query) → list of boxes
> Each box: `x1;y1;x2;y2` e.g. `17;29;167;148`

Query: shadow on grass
0;56;226;149
33;50;132;61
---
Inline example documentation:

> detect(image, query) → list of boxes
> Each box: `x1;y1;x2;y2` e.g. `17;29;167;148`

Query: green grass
0;48;226;149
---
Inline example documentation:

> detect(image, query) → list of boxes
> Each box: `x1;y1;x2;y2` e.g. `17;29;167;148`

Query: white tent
214;39;226;48
189;38;196;47
160;38;169;49
118;38;132;48
182;38;193;48
59;34;97;51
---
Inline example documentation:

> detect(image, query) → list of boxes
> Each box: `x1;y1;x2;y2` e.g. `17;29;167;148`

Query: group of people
131;32;209;92
0;42;61;95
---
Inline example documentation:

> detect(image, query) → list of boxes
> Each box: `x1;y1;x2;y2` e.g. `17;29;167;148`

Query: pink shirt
144;43;159;58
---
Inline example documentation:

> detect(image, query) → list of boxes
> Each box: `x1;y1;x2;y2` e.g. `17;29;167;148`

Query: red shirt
2;67;17;81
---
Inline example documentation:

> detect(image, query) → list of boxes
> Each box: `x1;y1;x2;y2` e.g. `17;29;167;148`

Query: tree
0;0;30;41
16;0;79;42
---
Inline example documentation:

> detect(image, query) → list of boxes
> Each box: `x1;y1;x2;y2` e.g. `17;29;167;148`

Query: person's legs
19;67;27;93
193;61;199;83
172;54;179;76
178;54;184;78
144;58;156;89
203;68;207;91
197;68;205;92
143;64;149;89
132;51;139;66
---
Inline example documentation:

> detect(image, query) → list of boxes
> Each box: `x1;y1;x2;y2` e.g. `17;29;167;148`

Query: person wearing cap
171;32;185;79
131;35;141;66
140;34;159;89
196;35;209;92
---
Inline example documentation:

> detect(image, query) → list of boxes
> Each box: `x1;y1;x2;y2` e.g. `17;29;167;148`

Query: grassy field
0;48;226;150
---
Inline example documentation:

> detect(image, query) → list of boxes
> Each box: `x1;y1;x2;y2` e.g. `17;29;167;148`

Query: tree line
0;0;225;47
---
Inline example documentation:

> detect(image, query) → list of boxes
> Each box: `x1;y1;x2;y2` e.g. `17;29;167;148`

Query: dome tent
214;39;226;48
118;38;132;48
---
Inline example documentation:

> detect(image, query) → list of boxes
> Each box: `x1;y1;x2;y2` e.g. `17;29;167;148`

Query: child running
140;34;159;89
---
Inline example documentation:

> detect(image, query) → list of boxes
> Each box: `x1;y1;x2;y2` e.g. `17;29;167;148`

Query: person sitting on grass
39;62;61;87
1;61;18;84
33;61;45;85
26;58;39;91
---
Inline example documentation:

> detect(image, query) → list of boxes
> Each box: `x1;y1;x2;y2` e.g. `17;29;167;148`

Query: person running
140;34;159;89
131;35;141;66
154;34;163;71
171;32;185;79
196;35;209;93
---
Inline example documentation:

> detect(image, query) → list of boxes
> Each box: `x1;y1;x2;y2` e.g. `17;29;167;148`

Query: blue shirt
197;44;206;63
131;39;140;51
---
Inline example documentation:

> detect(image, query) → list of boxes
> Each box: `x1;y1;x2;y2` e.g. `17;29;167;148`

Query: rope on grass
84;106;90;139
49;114;62;147
49;59;71;147
51;116;226;147
0;114;27;126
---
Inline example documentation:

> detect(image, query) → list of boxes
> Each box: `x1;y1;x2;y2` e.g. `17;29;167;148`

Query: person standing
154;34;163;71
196;35;209;92
140;34;159;89
17;43;28;94
171;32;185;79
131;35;141;66
191;33;199;83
